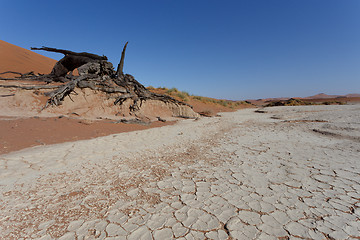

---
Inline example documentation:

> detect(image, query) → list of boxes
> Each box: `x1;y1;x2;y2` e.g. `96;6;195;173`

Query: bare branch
31;46;107;60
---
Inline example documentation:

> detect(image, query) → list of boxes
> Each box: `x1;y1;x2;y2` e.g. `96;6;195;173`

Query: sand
0;116;174;155
0;40;56;78
0;104;359;239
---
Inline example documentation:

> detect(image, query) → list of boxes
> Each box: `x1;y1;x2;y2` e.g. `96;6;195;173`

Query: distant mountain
304;93;341;99
0;40;56;77
345;93;360;98
304;93;360;99
247;93;360;106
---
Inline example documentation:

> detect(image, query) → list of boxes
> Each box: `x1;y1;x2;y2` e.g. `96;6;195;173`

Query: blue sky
1;0;359;100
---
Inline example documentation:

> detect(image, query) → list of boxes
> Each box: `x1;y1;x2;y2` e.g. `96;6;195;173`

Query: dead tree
31;46;108;82
0;42;192;115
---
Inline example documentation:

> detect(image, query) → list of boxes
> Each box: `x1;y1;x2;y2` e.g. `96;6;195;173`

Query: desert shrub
323;101;345;105
192;95;246;108
166;88;179;94
181;91;190;97
176;91;190;101
234;101;246;106
218;100;229;107
193;96;204;101
165;88;190;101
208;98;217;104
192;95;214;103
265;98;315;107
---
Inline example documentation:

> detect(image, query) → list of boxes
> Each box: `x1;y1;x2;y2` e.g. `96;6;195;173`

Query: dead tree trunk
116;42;128;77
31;47;108;82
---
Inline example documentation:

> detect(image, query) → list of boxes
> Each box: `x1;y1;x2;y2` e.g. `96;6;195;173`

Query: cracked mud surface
1;105;360;239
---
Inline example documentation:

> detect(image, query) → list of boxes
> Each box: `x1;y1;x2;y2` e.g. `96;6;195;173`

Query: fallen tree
0;43;198;120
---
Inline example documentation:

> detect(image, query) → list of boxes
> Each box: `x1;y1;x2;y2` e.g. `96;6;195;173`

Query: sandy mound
0;85;199;121
0;40;199;121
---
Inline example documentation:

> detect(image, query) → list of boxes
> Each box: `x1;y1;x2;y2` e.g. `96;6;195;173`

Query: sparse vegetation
164;88;190;101
191;95;248;109
146;86;251;110
176;92;190;101
323;101;345;105
166;87;179;94
264;98;346;107
265;98;313;107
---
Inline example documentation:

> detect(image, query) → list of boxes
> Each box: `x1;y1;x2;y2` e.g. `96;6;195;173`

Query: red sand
0;40;57;77
0;117;174;155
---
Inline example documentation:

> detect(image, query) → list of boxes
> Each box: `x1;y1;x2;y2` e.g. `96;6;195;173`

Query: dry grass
191;95;247;109
146;86;250;110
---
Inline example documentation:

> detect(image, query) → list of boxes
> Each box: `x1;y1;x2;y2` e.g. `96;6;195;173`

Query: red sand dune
0;40;56;77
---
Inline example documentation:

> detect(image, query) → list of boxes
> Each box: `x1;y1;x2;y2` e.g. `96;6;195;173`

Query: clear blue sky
1;0;359;100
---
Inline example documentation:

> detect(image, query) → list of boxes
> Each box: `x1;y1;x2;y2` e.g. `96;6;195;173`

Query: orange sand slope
0;40;56;77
